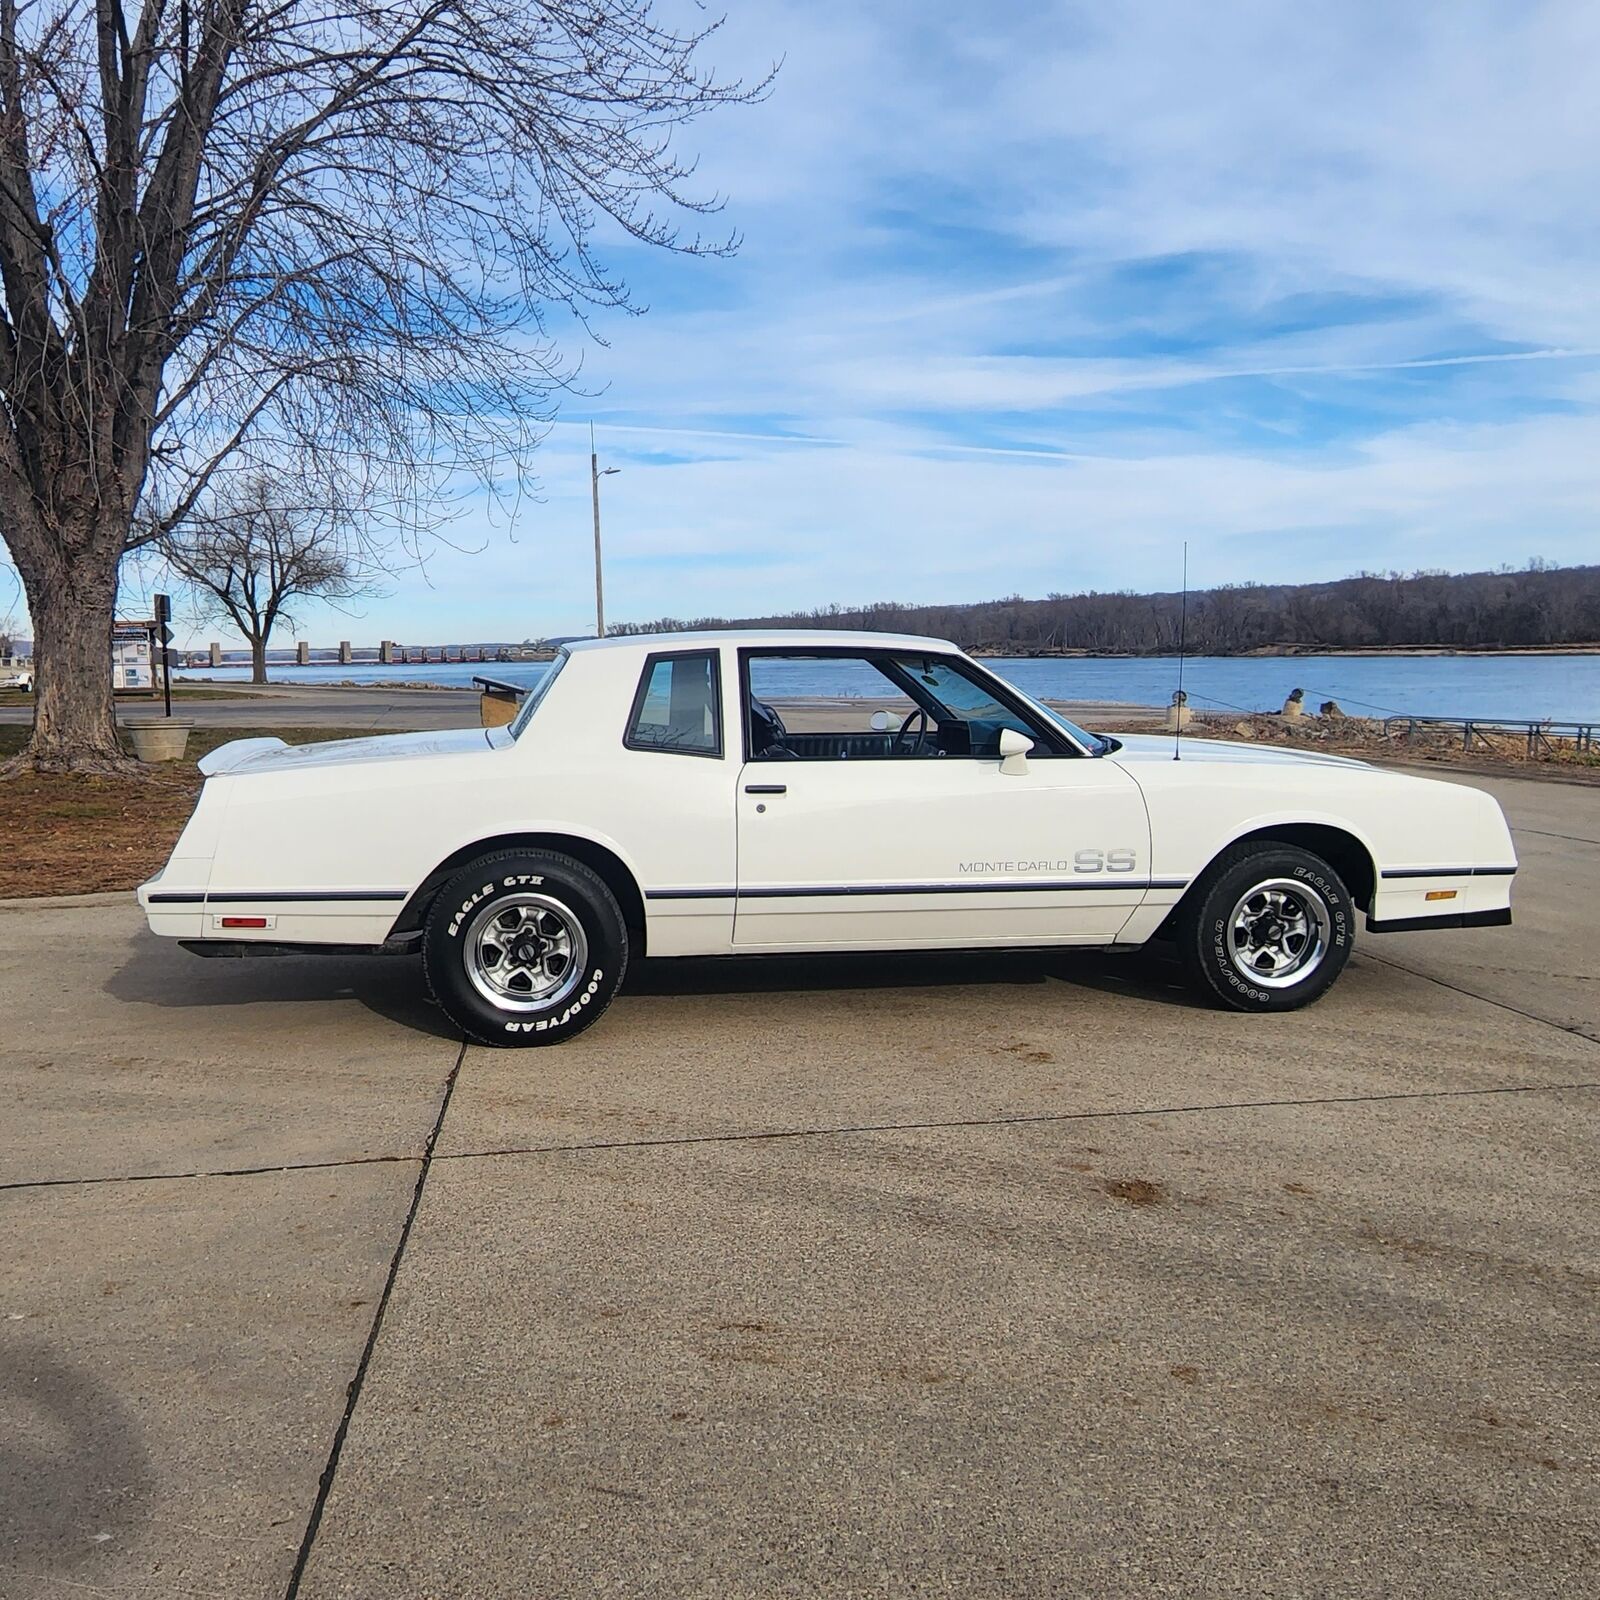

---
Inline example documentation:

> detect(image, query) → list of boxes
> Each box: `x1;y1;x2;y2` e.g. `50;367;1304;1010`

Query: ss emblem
1074;848;1137;873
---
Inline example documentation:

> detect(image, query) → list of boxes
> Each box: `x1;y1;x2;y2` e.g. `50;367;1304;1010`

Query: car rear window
509;649;569;739
625;651;722;756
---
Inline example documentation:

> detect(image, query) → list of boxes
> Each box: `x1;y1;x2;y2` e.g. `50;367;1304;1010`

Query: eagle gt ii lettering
138;629;1518;1045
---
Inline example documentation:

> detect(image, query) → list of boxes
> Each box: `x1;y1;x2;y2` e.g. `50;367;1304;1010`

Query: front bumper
1367;906;1513;933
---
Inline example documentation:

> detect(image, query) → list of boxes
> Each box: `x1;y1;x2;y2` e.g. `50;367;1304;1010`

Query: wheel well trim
388;827;650;954
1155;816;1381;938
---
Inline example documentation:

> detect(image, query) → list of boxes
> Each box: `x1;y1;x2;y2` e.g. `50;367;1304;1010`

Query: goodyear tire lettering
500;969;606;1034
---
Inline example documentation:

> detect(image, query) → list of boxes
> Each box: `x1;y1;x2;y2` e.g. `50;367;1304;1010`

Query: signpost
154;593;174;718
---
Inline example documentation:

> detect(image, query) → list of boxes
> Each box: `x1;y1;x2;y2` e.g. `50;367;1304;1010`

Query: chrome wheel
464;893;588;1013
1226;878;1330;989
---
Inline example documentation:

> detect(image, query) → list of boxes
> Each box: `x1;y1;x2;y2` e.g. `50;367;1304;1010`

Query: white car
138;630;1517;1045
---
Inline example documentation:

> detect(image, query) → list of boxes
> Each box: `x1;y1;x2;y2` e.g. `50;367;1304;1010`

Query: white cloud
142;0;1600;645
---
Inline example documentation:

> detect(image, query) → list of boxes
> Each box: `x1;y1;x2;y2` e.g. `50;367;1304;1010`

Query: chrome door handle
744;783;787;794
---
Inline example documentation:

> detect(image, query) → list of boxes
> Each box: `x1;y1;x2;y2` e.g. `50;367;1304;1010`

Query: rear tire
423;850;627;1046
1178;842;1353;1012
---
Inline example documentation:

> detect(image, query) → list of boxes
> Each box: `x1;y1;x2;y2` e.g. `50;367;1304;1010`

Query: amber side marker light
1425;890;1458;902
220;916;269;928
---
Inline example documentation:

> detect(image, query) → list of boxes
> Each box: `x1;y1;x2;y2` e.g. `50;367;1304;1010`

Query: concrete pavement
2;771;1597;1597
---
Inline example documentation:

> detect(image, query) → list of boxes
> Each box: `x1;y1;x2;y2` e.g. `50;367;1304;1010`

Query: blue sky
92;2;1600;645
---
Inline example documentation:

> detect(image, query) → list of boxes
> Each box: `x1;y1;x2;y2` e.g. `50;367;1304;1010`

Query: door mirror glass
869;709;892;731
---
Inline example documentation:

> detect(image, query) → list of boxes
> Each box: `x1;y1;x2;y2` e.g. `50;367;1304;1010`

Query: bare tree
160;469;382;684
0;1;766;772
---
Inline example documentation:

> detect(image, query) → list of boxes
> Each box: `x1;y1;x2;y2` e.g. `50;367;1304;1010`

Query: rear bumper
140;880;410;946
1366;906;1513;933
137;866;209;938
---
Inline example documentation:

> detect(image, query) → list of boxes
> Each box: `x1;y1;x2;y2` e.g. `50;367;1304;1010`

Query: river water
179;652;1600;723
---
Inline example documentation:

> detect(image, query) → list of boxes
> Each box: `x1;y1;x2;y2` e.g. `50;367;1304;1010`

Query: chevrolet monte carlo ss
139;630;1517;1045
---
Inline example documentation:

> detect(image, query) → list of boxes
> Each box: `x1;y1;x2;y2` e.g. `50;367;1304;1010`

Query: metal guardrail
1382;715;1598;757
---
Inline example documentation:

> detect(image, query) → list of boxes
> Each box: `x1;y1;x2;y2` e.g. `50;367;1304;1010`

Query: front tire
1178;842;1353;1012
423;850;627;1046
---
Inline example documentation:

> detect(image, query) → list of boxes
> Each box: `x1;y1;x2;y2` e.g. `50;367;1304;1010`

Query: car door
732;652;1152;949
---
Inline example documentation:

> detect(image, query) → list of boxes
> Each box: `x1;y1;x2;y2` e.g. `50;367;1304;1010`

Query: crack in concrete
281;1041;465;1600
427;1075;1600;1170
0;1151;417;1195
10;1067;1599;1202
1365;950;1599;1042
9;1077;1599;1200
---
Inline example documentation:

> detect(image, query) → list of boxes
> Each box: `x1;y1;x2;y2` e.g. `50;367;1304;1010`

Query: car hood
1108;732;1374;772
204;726;494;776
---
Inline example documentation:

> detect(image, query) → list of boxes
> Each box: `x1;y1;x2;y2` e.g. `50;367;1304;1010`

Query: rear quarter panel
191;646;738;948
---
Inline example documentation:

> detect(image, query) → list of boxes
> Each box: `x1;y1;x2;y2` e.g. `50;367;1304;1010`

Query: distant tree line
613;562;1600;655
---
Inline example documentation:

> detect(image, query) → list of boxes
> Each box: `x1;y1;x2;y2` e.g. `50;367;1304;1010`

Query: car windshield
509;649;569;739
1027;699;1109;754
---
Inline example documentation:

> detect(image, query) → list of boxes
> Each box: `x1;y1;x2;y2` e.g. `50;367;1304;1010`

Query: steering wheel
749;696;790;757
892;708;931;756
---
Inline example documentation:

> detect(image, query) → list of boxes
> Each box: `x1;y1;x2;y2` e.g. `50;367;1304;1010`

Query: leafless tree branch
0;0;770;769
155;464;392;682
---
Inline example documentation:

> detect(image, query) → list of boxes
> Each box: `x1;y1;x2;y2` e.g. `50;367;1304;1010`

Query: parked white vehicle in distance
138;630;1517;1045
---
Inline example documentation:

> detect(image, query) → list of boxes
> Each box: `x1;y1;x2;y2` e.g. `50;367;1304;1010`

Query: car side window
625;652;722;757
743;650;1068;761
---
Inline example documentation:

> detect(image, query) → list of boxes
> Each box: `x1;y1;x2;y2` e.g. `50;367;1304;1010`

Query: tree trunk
250;636;268;684
7;545;128;773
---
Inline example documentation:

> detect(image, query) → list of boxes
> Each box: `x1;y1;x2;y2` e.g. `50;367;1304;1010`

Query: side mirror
998;727;1034;776
869;709;892;731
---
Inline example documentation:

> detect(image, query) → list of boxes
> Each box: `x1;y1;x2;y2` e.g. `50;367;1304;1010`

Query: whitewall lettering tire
423;850;627;1046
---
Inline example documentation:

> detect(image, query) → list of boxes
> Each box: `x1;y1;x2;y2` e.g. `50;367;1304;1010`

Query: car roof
563;628;960;654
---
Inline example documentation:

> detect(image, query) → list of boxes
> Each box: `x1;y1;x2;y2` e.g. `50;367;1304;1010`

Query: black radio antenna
1173;540;1188;762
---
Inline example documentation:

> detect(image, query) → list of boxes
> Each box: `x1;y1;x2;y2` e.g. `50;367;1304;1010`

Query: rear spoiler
198;736;288;776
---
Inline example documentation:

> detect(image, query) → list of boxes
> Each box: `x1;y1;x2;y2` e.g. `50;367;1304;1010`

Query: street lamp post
590;423;620;638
